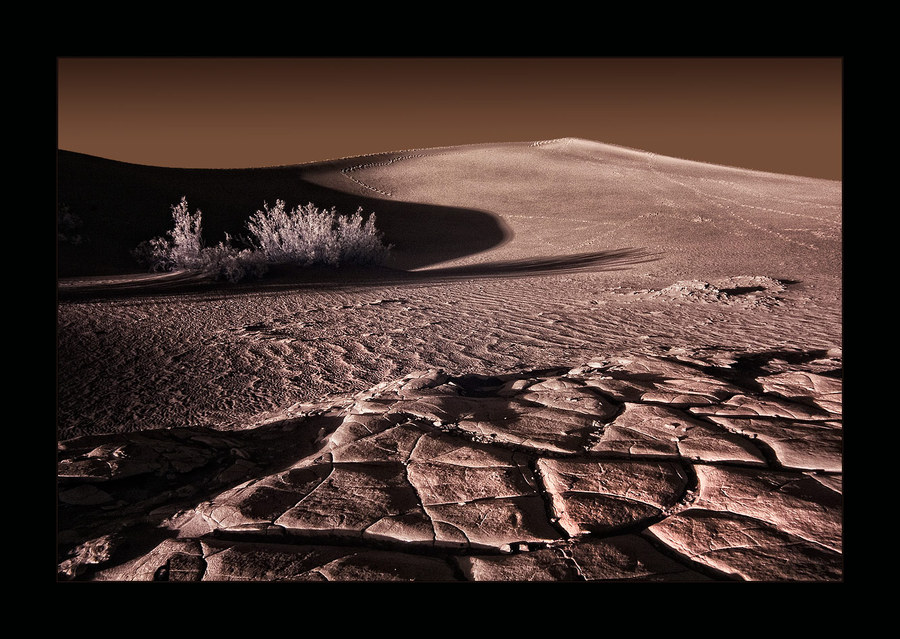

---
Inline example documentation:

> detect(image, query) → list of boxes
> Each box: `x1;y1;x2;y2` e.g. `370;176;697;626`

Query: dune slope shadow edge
56;151;511;278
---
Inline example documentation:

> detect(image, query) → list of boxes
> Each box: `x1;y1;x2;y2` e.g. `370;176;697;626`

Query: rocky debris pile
644;276;789;308
57;348;842;581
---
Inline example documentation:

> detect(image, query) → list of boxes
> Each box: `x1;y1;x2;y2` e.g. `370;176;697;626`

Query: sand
56;138;842;581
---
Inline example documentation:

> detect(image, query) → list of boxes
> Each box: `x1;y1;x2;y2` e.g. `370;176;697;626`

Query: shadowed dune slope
56;151;510;277
58;139;841;289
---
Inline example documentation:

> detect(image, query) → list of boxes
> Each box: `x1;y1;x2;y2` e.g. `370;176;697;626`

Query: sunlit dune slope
57;138;841;290
302;138;841;285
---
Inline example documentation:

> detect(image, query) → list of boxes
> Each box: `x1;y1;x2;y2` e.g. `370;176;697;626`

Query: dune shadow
411;248;659;281
57;150;510;278
57;248;660;302
57;151;660;302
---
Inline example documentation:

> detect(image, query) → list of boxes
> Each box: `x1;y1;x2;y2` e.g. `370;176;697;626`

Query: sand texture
57;138;842;581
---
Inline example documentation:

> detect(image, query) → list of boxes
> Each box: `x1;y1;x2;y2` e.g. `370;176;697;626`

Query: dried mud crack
58;349;842;582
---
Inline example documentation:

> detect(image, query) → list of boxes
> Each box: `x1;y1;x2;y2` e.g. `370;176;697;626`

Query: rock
690;394;835;421
424;496;562;550
706;416;842;472
640;377;742;407
690;465;842;552
582;376;657;402
591;402;767;464
518;387;619;418
601;353;711;381
58;534;121;580
397;369;452;397
647;510;843;581
275;462;420;538
199;539;459;582
455;402;601;454
757;371;842;416
200;462;331;532
331;419;426;464
537;458;689;536
458;547;581;581
568;534;713;581
408;455;537;505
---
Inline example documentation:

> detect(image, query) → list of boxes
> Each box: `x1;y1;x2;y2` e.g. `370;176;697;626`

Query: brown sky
56;57;843;180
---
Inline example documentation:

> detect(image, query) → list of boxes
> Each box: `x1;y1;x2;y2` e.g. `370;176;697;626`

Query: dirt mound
648;276;788;307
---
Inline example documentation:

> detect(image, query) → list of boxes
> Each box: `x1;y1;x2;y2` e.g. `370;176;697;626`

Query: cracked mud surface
58;350;842;582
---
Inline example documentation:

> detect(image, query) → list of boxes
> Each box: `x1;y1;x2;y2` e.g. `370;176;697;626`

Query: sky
57;57;843;180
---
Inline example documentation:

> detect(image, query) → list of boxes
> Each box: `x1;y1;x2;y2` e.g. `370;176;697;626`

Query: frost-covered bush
134;197;390;282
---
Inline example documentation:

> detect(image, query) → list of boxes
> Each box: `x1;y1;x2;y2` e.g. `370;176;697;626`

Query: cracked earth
58;349;841;582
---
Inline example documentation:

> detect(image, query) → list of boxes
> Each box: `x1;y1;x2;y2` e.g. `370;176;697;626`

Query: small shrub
196;235;269;283
335;207;392;266
132;197;204;272
134;197;390;281
167;197;204;268
247;200;390;267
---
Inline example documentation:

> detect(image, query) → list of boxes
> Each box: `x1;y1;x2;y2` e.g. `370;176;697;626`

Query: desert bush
196;235;269;283
132;197;204;272
134;197;390;281
247;200;390;267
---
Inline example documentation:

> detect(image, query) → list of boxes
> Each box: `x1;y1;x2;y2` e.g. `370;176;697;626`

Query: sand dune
56;139;842;581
